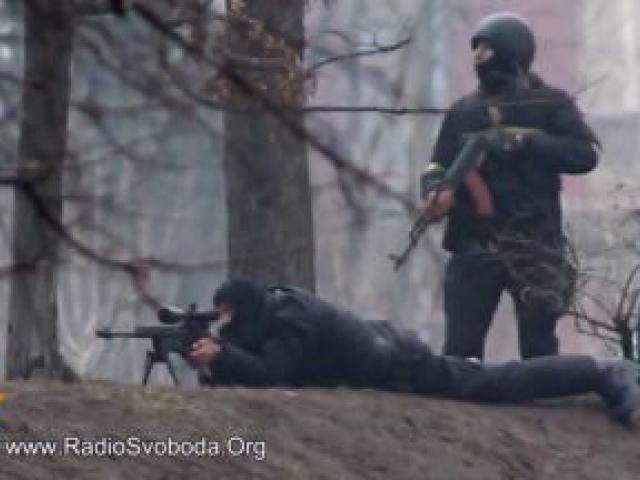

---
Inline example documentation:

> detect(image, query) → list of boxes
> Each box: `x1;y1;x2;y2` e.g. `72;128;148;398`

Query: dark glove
522;131;598;173
484;131;528;160
522;131;564;156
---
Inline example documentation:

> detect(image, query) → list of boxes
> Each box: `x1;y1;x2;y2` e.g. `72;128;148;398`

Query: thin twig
307;37;412;73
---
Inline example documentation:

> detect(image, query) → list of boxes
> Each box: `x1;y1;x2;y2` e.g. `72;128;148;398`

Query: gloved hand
521;130;565;156
484;130;528;160
419;188;454;220
519;130;600;174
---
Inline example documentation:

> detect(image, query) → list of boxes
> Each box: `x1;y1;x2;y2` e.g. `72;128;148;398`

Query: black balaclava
213;278;269;350
471;12;536;94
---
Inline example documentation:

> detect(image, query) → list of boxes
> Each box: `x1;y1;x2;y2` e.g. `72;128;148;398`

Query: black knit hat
213;278;265;309
213;279;268;348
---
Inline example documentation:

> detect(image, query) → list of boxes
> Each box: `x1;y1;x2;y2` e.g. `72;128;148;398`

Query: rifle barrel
96;326;182;339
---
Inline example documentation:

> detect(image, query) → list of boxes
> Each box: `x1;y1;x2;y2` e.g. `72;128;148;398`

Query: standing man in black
421;12;600;359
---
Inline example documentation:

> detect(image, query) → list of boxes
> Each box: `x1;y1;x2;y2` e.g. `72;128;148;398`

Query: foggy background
0;0;637;384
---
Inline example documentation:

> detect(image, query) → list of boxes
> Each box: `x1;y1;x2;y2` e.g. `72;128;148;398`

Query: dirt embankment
0;381;637;480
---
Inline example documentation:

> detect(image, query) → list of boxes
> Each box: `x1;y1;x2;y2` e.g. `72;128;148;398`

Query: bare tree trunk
6;1;74;379
223;0;315;290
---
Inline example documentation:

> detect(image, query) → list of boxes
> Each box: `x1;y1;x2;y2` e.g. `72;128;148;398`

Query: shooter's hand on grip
188;337;222;368
419;187;454;220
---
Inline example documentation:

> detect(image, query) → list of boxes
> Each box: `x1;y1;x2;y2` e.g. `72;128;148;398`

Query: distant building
579;0;640;115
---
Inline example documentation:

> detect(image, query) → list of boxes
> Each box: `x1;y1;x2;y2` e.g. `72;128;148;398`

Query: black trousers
378;331;601;403
405;349;601;403
442;249;573;359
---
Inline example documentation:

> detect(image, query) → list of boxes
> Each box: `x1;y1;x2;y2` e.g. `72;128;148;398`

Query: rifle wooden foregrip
464;170;495;216
441;135;489;188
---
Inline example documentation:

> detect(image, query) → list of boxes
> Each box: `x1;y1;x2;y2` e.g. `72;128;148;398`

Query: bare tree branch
132;2;416;213
307;37;412;73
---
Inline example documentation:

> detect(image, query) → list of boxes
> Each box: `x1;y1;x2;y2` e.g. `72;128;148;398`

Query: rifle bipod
142;343;179;386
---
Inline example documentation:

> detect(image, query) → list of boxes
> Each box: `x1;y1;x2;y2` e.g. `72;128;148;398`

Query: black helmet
471;12;535;73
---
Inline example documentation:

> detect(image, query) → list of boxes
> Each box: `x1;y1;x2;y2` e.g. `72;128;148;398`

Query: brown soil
0;381;637;480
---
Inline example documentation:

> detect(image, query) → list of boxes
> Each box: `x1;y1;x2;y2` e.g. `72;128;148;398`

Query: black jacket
429;75;599;252
199;286;606;403
201;287;436;390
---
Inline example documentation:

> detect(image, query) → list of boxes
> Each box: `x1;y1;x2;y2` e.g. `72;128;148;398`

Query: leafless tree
0;0;444;382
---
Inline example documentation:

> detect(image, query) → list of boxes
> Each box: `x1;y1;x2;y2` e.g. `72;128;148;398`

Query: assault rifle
96;304;219;385
389;125;542;270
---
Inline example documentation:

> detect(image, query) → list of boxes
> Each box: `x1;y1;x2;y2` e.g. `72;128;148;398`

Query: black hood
471;12;535;93
213;278;269;349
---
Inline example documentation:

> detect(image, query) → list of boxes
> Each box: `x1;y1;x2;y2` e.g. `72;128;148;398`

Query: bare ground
0;381;637;480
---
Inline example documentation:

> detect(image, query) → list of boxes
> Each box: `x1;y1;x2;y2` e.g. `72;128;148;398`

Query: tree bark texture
6;1;74;379
224;0;316;290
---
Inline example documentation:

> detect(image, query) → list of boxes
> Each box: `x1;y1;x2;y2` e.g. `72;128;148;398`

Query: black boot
596;360;638;425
